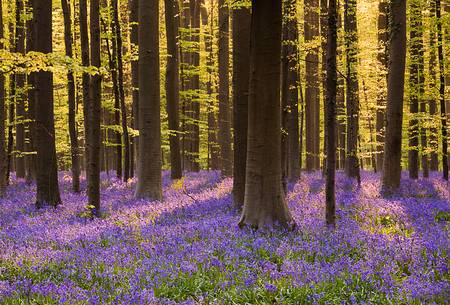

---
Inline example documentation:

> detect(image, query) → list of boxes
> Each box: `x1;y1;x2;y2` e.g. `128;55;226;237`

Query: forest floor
0;171;449;304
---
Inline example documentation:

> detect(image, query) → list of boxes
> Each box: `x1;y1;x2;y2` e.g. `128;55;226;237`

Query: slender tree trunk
320;0;327;174
14;0;26;179
62;0;80;192
26;2;37;184
382;0;407;193
336;2;346;170
436;0;448;180
429;0;439;171
88;0;102;214
232;2;250;207
239;0;294;229
34;0;61;207
79;0;90;178
134;0;162;200
325;0;337;227
165;0;182;179
129;0;138;177
202;3;219;170
0;0;6;196
218;0;232;176
305;0;320;171
112;0;131;181
376;0;388;173
408;0;421;179
344;0;360;182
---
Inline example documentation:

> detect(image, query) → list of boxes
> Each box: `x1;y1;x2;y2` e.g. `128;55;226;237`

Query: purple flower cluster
0;171;449;304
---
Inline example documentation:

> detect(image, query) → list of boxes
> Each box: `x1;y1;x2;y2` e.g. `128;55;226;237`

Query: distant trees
382;0;407;193
134;0;162;200
239;0;293;229
0;0;6;196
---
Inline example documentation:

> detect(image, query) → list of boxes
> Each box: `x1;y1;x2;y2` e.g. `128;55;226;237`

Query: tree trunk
436;0;448;180
325;0;337;227
134;0;162;200
15;0;26;179
408;0;422;179
344;0;360;182
129;0;138;177
62;0;80;192
164;0;182;179
79;0;90;178
429;0;439;171
88;0;102;214
0;0;6;196
239;0;294;230
34;0;61;207
304;0;320;171
218;0;232;176
232;2;250;207
112;0;131;181
376;0;388;173
382;0;406;193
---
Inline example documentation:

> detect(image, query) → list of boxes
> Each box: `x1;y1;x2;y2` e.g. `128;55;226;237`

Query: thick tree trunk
408;0;421;179
0;0;6;196
134;0;162;200
232;2;250;207
376;0;388;173
34;0;61;207
382;0;406;193
164;0;182;179
87;0;102;214
15;0;26;179
112;0;131;181
304;0;320;171
325;0;337;227
239;0;294;229
218;0;232;176
79;0;90;178
129;0;138;177
61;0;80;192
436;0;448;180
344;0;360;182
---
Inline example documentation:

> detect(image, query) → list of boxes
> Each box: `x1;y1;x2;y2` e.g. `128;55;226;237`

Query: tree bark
112;0;131;181
218;0;232;176
429;0;439;171
376;0;388;173
62;0;80;192
239;0;294;229
344;0;360;182
382;0;406;193
304;0;320;171
129;0;138;177
325;0;337;227
15;0;26;179
134;0;162;200
436;0;448;180
88;0;102;214
232;2;250;207
79;0;90;178
34;0;61;207
0;0;6;196
164;0;182;179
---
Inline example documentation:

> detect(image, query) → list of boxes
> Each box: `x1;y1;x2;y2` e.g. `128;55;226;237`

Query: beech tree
232;1;250;208
33;0;61;207
0;0;5;196
382;0;407;193
164;0;182;179
134;0;162;200
239;0;293;229
61;0;80;192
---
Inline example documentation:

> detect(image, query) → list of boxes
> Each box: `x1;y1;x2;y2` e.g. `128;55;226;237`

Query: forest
0;0;449;304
